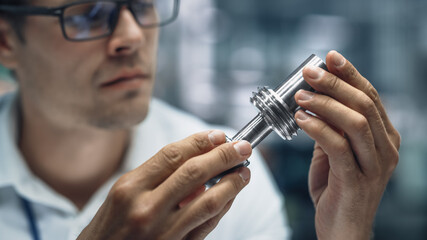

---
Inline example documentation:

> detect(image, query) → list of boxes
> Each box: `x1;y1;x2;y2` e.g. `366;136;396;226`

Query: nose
107;8;145;56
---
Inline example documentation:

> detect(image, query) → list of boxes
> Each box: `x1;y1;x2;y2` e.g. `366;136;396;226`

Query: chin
88;88;152;130
90;103;150;130
93;112;148;130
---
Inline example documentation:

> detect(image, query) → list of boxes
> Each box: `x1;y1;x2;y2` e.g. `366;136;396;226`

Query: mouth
100;71;151;90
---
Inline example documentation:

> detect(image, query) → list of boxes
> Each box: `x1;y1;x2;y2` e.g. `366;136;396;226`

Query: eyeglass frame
0;0;180;42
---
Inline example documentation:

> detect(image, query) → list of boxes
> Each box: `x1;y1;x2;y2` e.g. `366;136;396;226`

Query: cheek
17;39;105;110
21;17;104;83
146;30;159;69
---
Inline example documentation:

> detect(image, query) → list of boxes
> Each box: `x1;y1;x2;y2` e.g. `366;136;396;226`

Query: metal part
235;54;327;146
205;54;327;188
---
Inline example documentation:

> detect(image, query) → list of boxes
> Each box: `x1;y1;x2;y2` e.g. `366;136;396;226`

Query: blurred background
1;0;427;239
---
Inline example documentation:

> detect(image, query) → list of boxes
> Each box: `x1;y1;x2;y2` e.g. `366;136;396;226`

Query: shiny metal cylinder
205;54;327;188
231;54;327;144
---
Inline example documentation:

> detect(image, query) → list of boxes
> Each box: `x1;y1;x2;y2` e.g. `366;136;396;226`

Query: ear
0;18;20;69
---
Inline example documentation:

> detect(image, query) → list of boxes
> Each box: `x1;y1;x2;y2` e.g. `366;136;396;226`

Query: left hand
294;51;401;240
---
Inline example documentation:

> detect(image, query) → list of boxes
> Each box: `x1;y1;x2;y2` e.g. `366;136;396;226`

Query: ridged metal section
250;87;298;140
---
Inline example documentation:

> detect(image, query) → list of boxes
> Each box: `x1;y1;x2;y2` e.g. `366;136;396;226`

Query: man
0;0;400;239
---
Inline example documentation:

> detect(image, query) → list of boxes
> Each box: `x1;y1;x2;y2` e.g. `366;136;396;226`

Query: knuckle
335;140;351;156
358;93;376;113
322;96;336;110
230;176;244;192
392;130;401;150
161;144;184;167
351;115;369;133
216;146;234;166
342;159;357;174
325;74;341;91
316;122;330;138
366;82;380;102
109;175;134;205
347;65;359;79
128;198;158;231
182;161;204;183
386;147;399;174
203;196;221;216
192;134;212;151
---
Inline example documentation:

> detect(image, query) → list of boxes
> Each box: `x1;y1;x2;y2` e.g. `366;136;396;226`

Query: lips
100;70;151;89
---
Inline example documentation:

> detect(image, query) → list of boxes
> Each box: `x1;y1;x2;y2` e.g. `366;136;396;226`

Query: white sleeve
206;149;292;240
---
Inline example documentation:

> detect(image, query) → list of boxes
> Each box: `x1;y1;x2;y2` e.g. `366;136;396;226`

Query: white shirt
0;91;291;240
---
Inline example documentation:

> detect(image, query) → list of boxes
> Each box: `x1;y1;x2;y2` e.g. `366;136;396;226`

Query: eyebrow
32;0;81;7
34;0;100;8
58;0;99;5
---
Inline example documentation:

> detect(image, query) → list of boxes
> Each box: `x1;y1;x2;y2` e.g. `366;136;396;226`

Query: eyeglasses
0;0;180;41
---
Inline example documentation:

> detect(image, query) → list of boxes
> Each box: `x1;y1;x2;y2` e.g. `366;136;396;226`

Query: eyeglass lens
62;0;175;40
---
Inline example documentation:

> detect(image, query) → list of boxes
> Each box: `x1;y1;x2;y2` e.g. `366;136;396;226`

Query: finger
166;167;250;240
295;110;359;181
308;143;330;206
184;199;234;240
136;130;226;188
179;185;206;209
154;141;252;210
326;50;400;148
301;66;394;159
295;91;379;175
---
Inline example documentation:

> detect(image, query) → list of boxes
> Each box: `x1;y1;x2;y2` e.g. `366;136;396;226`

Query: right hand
77;130;252;240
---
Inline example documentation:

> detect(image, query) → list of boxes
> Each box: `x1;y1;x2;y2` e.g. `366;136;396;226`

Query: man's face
12;0;159;130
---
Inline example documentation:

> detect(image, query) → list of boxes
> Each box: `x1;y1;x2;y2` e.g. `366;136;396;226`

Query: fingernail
233;141;252;156
296;90;314;101
238;167;250;182
208;130;224;145
331;50;345;67
305;66;323;80
295;111;310;121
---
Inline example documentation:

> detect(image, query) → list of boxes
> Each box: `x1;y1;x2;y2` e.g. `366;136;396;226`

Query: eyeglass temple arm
0;5;61;16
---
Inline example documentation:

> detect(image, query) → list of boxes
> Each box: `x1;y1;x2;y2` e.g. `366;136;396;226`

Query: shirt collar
0;91;24;187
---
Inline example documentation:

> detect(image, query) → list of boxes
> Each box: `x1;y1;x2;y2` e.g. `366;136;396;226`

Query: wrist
316;217;373;240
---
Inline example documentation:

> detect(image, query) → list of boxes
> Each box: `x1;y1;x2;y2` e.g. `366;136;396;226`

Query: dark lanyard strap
19;196;41;240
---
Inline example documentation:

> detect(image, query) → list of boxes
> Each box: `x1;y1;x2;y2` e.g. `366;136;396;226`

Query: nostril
115;47;128;53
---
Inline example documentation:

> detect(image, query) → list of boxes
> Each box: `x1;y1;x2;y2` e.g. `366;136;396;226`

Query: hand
294;51;400;240
77;130;252;240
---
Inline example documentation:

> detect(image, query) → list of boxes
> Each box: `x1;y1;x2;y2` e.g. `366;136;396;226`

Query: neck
18;97;130;210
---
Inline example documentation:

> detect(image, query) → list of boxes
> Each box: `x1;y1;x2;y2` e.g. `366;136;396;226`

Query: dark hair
0;0;28;42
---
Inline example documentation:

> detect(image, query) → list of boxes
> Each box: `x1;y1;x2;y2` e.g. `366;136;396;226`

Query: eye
132;1;155;14
131;0;157;25
63;2;116;29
